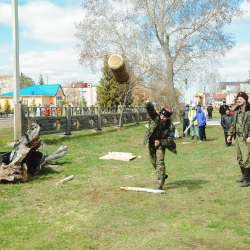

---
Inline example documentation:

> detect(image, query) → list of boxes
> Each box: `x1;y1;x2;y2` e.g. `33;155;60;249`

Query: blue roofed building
0;84;66;108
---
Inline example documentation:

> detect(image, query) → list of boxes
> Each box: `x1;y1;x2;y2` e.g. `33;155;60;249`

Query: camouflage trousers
148;144;166;187
236;136;250;168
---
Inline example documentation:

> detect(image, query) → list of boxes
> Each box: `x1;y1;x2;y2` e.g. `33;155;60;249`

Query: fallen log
0;123;68;183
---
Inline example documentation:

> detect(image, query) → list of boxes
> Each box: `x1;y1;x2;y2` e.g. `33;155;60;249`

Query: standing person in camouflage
227;92;250;187
144;97;177;190
221;108;233;147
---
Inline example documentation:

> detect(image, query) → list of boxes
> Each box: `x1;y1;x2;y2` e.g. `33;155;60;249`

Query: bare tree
75;0;243;119
63;86;81;106
199;70;221;95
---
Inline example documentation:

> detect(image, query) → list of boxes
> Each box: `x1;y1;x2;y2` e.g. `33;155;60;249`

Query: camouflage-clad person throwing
144;97;177;190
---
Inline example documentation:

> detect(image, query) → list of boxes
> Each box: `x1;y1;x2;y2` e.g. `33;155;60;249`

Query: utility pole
46;74;48;84
184;78;187;104
12;0;22;141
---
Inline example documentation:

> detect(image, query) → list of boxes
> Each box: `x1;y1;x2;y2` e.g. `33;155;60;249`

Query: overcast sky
0;0;250;90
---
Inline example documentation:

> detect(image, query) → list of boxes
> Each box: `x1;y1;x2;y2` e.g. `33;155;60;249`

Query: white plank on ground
120;186;166;194
100;152;136;161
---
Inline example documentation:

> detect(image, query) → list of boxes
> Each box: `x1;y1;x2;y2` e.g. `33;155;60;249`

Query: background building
0;84;65;108
62;83;97;107
0;76;13;95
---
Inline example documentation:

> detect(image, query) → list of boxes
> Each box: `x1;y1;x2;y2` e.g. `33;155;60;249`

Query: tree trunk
0;123;68;183
165;63;180;122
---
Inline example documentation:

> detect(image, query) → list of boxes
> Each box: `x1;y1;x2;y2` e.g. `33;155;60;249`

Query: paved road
206;118;221;126
0;116;14;129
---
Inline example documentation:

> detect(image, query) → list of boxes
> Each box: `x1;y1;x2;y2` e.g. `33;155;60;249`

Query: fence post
64;105;72;135
95;105;102;130
21;104;27;135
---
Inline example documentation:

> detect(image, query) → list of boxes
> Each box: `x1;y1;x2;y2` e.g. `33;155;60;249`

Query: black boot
191;136;194;140
165;174;168;180
236;167;244;182
240;168;250;187
156;176;165;190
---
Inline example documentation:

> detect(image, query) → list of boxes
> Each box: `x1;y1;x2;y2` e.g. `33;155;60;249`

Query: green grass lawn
1;122;250;249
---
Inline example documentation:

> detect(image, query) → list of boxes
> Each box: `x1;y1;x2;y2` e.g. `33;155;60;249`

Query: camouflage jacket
227;104;250;140
144;102;177;155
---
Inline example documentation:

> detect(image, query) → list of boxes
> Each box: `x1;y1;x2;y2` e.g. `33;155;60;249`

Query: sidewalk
206;118;221;126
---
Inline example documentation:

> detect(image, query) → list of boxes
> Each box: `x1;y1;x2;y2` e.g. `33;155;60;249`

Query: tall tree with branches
75;0;244;119
20;72;34;88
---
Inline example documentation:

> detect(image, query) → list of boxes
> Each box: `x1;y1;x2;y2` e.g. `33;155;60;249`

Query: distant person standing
182;104;190;137
43;104;51;116
221;108;233;147
191;105;206;142
207;103;213;119
201;106;207;140
219;101;229;117
188;104;199;140
36;104;42;116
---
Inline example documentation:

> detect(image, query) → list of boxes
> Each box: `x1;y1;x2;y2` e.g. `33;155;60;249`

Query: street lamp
12;0;22;141
184;78;187;104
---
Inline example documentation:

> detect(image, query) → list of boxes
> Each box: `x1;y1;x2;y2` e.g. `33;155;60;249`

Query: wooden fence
21;105;149;135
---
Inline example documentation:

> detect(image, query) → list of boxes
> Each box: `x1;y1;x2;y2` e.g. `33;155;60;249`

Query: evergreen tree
38;74;45;85
80;96;87;107
20;72;34;88
60;97;68;107
3;100;12;116
97;59;133;106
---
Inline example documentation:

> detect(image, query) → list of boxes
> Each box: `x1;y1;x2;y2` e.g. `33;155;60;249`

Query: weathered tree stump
0;123;67;183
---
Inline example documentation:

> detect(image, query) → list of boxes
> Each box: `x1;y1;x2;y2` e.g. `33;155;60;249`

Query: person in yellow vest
188;104;199;140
